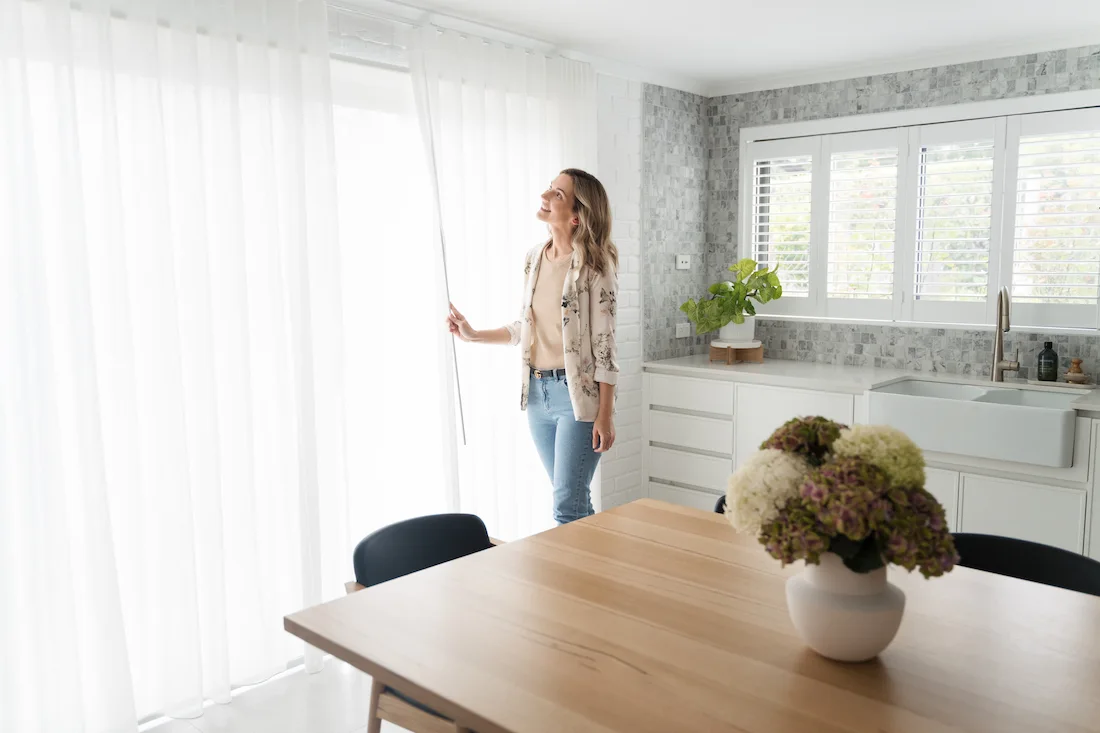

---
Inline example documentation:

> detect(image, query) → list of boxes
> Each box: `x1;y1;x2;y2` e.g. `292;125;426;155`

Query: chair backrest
953;532;1100;597
714;494;727;514
353;513;494;588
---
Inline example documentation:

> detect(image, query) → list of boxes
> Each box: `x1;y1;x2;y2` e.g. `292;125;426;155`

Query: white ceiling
371;0;1100;96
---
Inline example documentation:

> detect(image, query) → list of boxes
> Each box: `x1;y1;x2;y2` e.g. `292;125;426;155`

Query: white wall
595;73;644;509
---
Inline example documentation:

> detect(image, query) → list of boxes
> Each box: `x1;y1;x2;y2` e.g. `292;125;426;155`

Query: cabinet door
648;482;722;512
647;374;734;415
958;475;1086;553
924;467;959;531
734;385;854;467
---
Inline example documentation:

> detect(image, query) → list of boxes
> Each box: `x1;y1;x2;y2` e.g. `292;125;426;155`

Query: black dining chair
348;513;496;733
952;532;1100;597
714;494;727;514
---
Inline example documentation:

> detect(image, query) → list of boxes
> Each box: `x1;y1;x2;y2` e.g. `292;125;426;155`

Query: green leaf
709;281;734;296
744;300;756;316
828;535;863;560
836;535;886;574
728;258;756;282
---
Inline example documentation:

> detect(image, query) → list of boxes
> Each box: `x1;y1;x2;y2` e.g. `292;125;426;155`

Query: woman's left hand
593;416;615;453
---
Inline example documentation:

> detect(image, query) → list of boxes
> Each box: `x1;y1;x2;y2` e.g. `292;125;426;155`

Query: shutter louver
752;155;812;297
1011;130;1100;306
827;148;897;299
914;140;995;302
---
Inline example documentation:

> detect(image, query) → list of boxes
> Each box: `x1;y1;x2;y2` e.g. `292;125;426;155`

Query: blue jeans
527;373;600;524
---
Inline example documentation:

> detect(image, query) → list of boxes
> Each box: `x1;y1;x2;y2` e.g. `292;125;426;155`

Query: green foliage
679;259;783;335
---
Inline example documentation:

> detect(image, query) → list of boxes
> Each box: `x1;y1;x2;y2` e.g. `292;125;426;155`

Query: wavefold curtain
407;26;598;541
0;0;351;730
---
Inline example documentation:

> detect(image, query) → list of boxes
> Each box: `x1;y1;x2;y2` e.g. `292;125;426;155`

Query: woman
446;168;619;525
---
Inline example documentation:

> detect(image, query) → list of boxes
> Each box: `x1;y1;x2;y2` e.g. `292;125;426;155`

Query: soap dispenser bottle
1037;341;1059;382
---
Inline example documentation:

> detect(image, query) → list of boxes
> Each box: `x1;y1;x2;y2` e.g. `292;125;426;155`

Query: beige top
505;245;619;421
285;498;1100;733
529;249;570;370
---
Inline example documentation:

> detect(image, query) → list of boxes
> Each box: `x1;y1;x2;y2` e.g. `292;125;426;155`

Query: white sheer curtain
330;59;452;540
408;28;597;540
0;1;348;730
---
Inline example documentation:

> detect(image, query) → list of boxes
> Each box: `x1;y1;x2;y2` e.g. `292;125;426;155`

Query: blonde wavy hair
557;168;618;276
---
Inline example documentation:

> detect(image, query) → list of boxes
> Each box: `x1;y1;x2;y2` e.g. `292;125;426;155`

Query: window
752;155;813;296
827;148;898;300
331;60;450;537
823;129;906;320
748;138;819;311
908;119;1005;324
1005;108;1100;329
743;106;1100;330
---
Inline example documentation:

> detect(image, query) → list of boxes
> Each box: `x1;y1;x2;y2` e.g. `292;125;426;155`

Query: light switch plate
676;323;691;338
676;254;691;270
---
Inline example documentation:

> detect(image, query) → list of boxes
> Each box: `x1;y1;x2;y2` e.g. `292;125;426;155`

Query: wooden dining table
284;499;1100;733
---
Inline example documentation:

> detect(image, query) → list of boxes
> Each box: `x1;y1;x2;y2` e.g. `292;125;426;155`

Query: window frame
1000;107;1100;330
742;136;823;317
738;90;1100;331
906;117;1007;327
821;128;908;322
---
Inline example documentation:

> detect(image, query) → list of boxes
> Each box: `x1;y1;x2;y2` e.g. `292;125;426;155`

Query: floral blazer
505;245;619;422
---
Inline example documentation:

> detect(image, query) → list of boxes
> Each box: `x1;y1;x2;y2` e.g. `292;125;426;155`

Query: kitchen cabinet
958;474;1086;553
925;467;960;532
643;365;1097;559
733;384;854;467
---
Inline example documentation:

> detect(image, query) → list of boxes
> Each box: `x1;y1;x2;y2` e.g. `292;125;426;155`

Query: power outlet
676;323;691;338
676;254;691;270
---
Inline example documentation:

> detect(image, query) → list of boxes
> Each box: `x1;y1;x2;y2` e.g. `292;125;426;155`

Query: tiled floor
150;661;404;733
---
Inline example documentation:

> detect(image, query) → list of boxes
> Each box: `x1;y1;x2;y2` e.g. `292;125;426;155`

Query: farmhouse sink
868;378;1076;467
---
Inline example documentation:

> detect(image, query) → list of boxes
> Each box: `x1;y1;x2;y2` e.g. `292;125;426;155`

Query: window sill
754;313;1100;338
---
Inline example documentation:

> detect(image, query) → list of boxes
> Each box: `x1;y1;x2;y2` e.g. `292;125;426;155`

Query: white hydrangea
725;449;812;535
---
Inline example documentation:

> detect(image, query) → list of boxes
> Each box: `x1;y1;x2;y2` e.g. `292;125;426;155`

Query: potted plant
679;259;782;343
723;417;958;662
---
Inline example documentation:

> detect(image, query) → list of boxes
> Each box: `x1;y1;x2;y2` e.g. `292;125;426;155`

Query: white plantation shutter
909;119;1006;324
1004;109;1100;328
748;137;820;309
827;148;897;298
823;129;906;320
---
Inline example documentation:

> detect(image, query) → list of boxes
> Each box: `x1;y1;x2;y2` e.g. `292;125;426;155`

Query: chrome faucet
992;286;1020;382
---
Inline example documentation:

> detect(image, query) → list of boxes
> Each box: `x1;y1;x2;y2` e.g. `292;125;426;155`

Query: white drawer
648;482;722;512
649;410;733;456
959;475;1086;553
924;467;959;532
647;374;734;415
648;447;731;492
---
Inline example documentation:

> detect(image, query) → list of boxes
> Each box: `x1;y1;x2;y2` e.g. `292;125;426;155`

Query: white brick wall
596;73;644;511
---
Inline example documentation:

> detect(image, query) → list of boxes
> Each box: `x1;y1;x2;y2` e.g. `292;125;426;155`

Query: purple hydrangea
760;416;846;466
799;457;891;541
759;497;832;566
754;423;959;576
879;486;959;578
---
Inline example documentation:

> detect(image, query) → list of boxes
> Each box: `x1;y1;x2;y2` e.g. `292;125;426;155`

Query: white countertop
643;354;1100;411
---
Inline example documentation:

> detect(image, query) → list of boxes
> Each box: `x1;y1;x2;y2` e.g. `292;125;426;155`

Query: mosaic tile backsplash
756;319;1100;382
639;43;1100;364
641;84;709;362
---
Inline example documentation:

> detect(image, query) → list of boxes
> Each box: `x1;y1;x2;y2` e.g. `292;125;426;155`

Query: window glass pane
752;155;811;296
827;148;897;299
914;140;994;302
1012;130;1100;305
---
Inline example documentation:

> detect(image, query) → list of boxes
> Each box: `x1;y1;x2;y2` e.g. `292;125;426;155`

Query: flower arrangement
726;417;958;578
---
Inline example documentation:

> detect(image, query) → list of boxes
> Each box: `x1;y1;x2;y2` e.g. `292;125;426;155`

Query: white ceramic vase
718;315;755;343
785;552;906;662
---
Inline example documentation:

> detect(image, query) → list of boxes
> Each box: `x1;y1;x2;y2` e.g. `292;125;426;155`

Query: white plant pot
718;315;756;343
785;552;906;662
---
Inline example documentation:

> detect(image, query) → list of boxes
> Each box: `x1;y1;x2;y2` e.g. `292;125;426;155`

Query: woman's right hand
446;304;479;343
